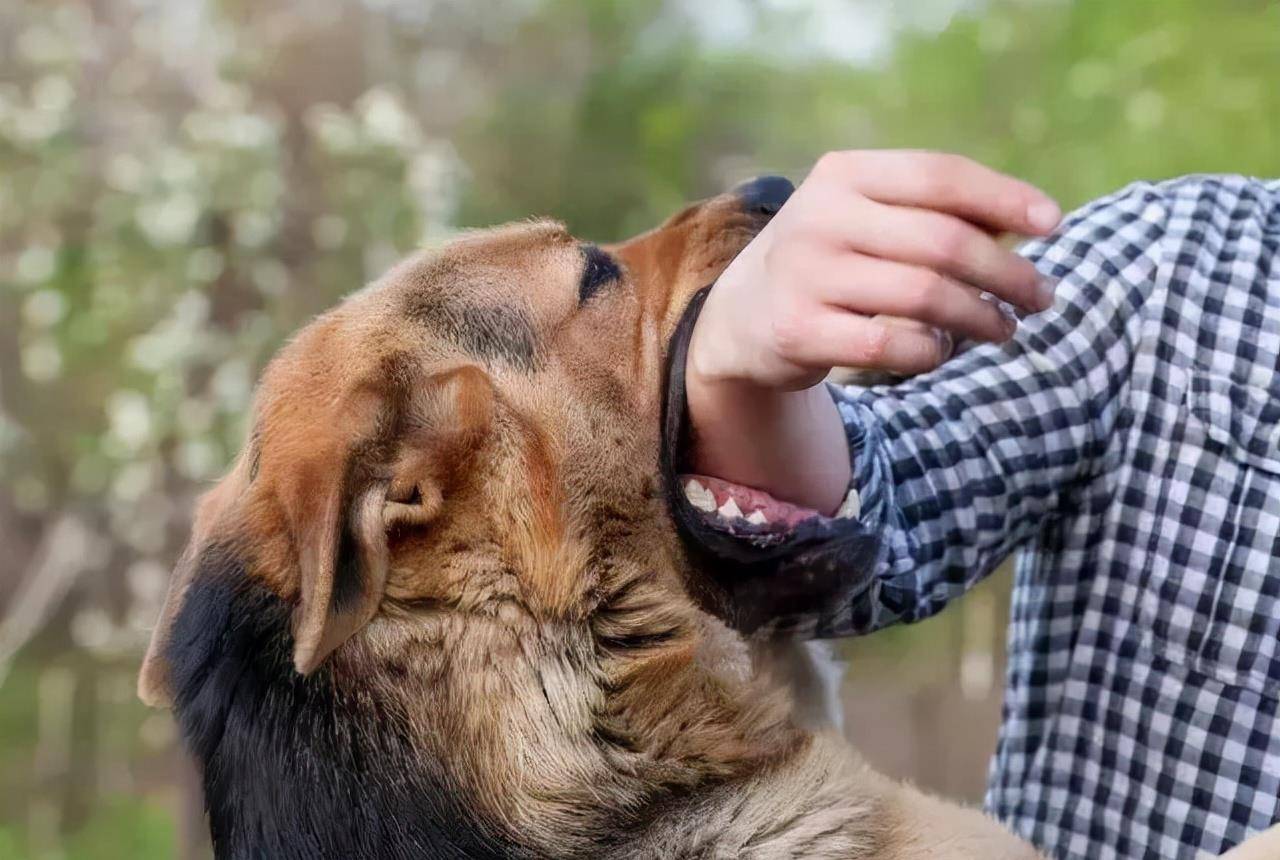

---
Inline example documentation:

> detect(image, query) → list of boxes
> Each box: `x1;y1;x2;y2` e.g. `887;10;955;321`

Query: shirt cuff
830;386;922;627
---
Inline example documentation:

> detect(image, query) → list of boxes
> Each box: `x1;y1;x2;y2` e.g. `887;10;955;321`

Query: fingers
875;315;956;362
774;307;950;376
810;149;1061;236
816;196;1051;314
702;149;1062;385
814;254;1018;343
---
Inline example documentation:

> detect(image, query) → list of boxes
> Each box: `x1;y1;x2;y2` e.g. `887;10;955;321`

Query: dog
138;176;1041;859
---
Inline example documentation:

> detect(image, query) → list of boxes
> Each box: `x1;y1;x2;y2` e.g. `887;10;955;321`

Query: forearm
685;374;851;516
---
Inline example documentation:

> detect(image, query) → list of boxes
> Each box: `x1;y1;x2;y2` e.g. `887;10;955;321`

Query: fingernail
995;302;1017;336
934;327;953;358
1027;200;1061;233
981;292;1019;336
1001;306;1018;336
1036;276;1056;310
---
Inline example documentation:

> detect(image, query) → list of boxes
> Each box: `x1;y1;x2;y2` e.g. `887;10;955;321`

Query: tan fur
140;190;1041;858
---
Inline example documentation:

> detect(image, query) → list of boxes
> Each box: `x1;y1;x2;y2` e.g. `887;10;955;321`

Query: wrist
685;372;852;516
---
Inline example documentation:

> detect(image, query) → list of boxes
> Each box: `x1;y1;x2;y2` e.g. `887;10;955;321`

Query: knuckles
848;322;891;367
915;158;957;199
904;273;951;318
932;221;976;267
811;149;858;180
768;299;816;363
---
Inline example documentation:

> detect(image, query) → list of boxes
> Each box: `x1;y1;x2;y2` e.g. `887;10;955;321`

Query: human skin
684;150;1062;514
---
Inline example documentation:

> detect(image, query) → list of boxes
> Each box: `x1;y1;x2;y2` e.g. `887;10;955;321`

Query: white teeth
717;497;743;520
683;479;716;512
746;510;768;525
835;488;861;520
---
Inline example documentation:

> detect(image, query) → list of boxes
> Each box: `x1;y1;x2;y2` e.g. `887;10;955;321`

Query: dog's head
139;176;796;705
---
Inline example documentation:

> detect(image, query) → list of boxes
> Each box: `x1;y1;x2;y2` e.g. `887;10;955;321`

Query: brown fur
140;189;1041;858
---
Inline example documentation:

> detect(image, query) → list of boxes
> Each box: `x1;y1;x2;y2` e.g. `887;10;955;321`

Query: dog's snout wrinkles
734;175;794;216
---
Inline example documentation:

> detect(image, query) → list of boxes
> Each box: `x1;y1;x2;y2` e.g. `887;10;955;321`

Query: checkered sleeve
815;181;1171;637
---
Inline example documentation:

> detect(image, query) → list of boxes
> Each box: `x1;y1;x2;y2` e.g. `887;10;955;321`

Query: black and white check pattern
815;176;1280;858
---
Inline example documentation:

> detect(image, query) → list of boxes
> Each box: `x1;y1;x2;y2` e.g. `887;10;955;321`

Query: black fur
578;244;620;304
165;543;518;859
404;295;539;370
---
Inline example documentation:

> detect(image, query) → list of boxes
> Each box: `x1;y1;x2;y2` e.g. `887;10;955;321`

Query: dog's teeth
683;479;716;512
835;488;861;520
746;510;768;525
717;497;743;520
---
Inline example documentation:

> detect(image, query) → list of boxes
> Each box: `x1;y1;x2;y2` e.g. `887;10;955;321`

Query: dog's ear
138;364;496;704
289;365;495;675
138;477;241;708
287;460;389;677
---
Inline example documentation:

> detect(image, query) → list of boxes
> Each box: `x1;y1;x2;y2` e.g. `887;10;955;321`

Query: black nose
734;175;794;216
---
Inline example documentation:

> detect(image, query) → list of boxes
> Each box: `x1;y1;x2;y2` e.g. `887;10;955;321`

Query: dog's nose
734;175;795;216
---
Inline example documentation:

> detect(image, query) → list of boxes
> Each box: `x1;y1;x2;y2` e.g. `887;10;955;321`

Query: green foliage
60;798;175;860
0;6;438;538
0;795;176;860
456;0;1279;235
867;0;1280;205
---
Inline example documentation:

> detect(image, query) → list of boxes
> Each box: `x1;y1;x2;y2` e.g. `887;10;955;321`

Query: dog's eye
578;244;620;304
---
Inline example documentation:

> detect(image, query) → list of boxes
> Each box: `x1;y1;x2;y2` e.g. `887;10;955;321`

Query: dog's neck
358;565;824;855
165;544;889;858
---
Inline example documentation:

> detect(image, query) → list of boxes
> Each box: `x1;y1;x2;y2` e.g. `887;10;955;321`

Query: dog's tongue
678;474;860;529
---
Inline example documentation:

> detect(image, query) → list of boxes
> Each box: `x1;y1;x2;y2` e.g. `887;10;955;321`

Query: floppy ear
290;365;494;674
138;364;496;704
288;468;390;676
138;478;241;708
137;447;391;704
138;547;195;707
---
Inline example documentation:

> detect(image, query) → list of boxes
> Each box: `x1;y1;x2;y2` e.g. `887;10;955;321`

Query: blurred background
1;0;1277;856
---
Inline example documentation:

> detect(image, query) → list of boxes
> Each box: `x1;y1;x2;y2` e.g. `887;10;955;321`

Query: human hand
683;151;1061;514
689;150;1061;390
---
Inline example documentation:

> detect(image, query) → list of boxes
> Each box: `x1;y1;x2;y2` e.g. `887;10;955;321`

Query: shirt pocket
1188;370;1280;474
1136;367;1280;698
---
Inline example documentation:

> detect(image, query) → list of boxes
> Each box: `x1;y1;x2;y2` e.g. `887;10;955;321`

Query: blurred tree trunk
61;663;99;833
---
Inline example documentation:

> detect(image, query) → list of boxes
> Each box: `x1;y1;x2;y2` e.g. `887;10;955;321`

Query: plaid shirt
811;175;1280;859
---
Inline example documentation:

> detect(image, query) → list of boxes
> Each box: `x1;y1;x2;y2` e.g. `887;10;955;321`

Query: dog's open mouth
659;285;882;635
661;283;868;546
664;285;862;545
678;473;861;532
